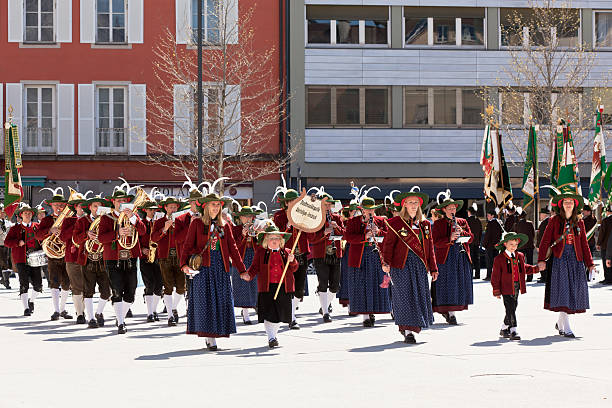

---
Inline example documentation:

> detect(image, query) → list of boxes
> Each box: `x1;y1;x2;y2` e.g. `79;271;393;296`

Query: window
306;86;390;127
595;12;612;48
306;6;389;46
404;87;483;127
499;90;580;126
25;0;54;42
404;7;485;47
97;87;127;153
96;0;126;43
191;0;220;44
25;86;55;153
500;8;580;48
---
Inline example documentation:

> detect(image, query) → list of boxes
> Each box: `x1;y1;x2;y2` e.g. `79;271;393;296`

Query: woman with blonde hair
382;188;438;343
181;192;246;351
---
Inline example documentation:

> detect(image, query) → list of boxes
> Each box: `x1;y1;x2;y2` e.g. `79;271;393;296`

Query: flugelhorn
85;216;104;255
42;188;80;259
117;187;151;250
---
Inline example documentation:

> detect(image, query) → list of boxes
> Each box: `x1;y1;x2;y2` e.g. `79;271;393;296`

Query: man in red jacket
491;232;538;341
98;188;145;334
4;204;42;316
35;191;73;321
138;200;163;323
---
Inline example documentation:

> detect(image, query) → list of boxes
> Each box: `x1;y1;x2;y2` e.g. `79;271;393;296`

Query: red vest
306;212;345;259
247;247;298;293
97;212;145;260
151;216;177;259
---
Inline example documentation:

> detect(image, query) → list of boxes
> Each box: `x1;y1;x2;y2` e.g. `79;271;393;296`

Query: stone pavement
0;270;611;408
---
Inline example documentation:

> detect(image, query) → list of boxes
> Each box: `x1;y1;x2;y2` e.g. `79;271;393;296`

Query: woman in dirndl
241;225;298;348
180;192;246;351
382;188;438;343
230;206;262;325
344;196;391;327
537;187;594;338
337;204;357;309
431;189;474;325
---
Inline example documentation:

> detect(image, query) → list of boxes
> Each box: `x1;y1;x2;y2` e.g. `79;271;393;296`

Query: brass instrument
85;216;104;255
451;215;466;254
117;187;151;250
147;242;158;263
42;189;79;259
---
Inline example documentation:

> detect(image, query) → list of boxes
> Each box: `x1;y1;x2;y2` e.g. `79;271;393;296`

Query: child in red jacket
491;232;538;341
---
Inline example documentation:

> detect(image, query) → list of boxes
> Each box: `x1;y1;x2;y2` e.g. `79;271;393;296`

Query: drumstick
273;230;301;300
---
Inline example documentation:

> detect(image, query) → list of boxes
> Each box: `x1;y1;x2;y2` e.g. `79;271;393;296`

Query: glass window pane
114;129;124;148
99;103;109;119
27;104;38;119
27;117;38;128
113;104;124;119
26;13;38;27
307;88;331;126
27;129;37;147
207;29;219;43
404;88;428;125
99;129;109;147
40;28;53;41
41;12;53;27
112;28;125;42
113;89;124;102
98;0;109;12
98;13;110;28
501;92;524;125
114;118;124;129
41;0;53;12
529;93;552;125
462;89;483;125
97;28;110;42
404;18;428;45
336;20;359;44
112;14;125;29
42;103;52;118
461;18;484;45
99;118;109;128
42;129;53;147
25;28;38;42
112;0;125;13
99;89;109;102
308;20;330;44
433;88;456;125
433;18;456;45
41;88;52;102
27;88;38;103
336;88;360;125
596;13;612;47
365;88;388;124
500;9;523;46
41;117;52;128
364;20;387;45
26;0;37;12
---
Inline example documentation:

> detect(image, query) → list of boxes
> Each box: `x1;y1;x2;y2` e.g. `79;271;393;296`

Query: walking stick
273;230;301;300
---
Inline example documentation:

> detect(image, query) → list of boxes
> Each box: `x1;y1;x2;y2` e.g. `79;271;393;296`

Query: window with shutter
25;0;55;43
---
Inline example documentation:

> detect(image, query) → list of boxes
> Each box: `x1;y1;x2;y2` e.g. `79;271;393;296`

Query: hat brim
495;233;529;251
394;192;429;209
84;198;109;206
198;196;233;205
15;208;35;216
552;193;584;212
106;195;135;201
256;231;292;245
436;200;464;211
235;210;262;217
360;204;383;210
45;199;68;204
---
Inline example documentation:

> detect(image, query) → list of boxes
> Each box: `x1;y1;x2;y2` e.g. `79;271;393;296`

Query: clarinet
452;215;466;254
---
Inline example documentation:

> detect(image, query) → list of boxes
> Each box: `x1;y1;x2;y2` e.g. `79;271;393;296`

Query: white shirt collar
505;250;516;258
22;222;31;227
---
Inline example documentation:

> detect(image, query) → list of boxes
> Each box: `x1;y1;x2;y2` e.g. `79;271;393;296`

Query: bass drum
26;250;48;268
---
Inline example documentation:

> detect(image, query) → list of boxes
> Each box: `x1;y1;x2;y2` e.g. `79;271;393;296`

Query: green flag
4;123;23;217
557;123;579;192
521;125;538;209
588;107;607;206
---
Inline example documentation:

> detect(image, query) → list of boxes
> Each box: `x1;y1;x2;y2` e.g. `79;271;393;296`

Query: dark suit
482;217;503;279
467;215;483;278
597;215;612;282
514;218;535;281
536;216;551;282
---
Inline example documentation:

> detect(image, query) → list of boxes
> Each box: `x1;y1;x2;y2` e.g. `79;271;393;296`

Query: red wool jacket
432;217;473;265
180;218;246;274
34;214;57;241
72;215;94;266
491;251;538;296
59;216;79;263
174;211;196;261
247;247;299;293
4;223;40;264
382;216;437;272
537;215;594;267
273;209;310;255
344;215;387;268
151;216;178;259
306;212;345;259
97;212;146;260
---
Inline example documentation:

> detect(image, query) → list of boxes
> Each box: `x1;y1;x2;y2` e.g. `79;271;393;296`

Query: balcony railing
96;127;128;154
24;128;56;153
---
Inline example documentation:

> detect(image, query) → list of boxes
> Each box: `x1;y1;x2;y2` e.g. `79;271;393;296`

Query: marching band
0;175;603;348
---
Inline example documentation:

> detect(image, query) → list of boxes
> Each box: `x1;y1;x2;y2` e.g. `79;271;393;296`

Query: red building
0;0;286;206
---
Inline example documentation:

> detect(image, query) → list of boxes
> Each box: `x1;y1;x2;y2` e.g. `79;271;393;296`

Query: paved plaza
1;270;611;408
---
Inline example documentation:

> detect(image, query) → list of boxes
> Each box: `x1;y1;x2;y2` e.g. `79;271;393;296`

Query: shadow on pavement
594;312;612;317
518;335;578;346
471;339;506;347
135;348;208;360
349;341;414;352
215;345;279;357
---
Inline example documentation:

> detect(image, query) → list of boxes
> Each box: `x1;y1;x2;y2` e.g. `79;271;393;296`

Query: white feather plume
436;189;451;205
385;189;401;206
210;177;229;196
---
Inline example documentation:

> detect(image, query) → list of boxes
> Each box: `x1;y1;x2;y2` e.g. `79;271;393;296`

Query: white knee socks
73;294;84;316
319;292;328;314
449;311;456;317
163;295;173;318
172;292;183;312
241;308;251;322
85;298;94;321
20;293;29;310
152;295;160;313
264;320;280;340
96;298;107;315
51;288;60;313
114;302;124;325
327;290;334;310
145;295;153;316
206;337;217;346
60;290;69;312
291;297;299;321
29;289;40;302
560;312;571;334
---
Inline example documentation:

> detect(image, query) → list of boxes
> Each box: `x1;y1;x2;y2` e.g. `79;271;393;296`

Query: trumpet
117;187;151;250
42;188;79;259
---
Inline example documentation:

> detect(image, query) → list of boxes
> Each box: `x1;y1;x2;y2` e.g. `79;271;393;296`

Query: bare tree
141;0;297;191
480;0;608;173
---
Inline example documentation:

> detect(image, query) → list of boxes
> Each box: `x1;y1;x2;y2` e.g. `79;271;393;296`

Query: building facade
288;0;612;204
0;0;285;206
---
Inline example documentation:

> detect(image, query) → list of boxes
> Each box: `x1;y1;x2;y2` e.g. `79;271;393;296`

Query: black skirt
257;283;293;324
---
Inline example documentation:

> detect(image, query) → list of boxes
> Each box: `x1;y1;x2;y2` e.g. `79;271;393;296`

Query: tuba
42;188;80;259
117;187;151;250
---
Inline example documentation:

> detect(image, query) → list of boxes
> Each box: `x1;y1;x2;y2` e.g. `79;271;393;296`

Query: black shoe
599;280;612;285
363;318;374;328
404;333;416;344
483;277;491;281
369;314;376;323
117;324;127;334
153;312;159;321
328;304;333;314
526;276;533;282
60;310;73;320
289;320;300;330
555;323;565;336
24;309;31;316
448;316;458;325
126;309;133;318
28;301;34;313
95;313;105;327
268;338;279;348
537;278;546;283
318;307;323;315
206;342;218;351
564;331;576;338
88;319;99;328
162;306;167;314
509;332;521;341
167;317;177;327
76;314;86;324
499;328;511;338
146;314;155;323
442;312;450;323
172;309;179;323
323;313;331;323
51;311;60;321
